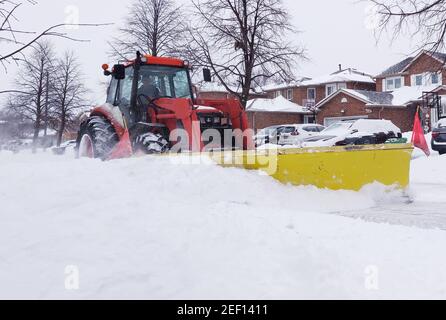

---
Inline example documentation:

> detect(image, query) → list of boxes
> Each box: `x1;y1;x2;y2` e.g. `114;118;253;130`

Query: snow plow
208;144;413;191
76;52;413;191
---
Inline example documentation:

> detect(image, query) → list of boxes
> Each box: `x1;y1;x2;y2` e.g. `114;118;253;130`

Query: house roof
246;96;311;114
376;57;414;78
196;81;261;95
377;50;446;78
316;85;446;109
260;68;374;92
259;77;311;92
345;89;394;105
301;68;375;86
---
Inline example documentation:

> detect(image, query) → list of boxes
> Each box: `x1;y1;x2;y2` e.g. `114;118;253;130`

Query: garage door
324;115;368;127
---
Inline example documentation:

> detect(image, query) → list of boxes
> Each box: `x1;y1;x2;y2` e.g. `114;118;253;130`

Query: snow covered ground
1;148;446;299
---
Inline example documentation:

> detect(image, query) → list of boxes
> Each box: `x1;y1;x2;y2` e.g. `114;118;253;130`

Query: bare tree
52;51;88;147
0;0;110;68
369;0;446;54
7;41;55;150
109;0;185;59
184;0;306;107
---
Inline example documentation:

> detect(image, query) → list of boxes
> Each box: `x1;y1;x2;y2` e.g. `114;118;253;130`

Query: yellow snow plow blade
209;144;413;191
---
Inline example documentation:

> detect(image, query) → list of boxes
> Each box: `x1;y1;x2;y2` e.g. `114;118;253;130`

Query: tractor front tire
134;132;169;154
77;116;119;160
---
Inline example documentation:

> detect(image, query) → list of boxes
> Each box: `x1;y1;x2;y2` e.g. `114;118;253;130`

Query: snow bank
403;131;438;159
1;151;446;299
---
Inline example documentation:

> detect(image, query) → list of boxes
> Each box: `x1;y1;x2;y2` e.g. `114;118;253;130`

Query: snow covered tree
184;0;306;107
370;0;446;55
109;0;186;59
52;51;89;147
7;41;55;150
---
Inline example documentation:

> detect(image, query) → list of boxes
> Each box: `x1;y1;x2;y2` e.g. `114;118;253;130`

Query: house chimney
339;64;342;71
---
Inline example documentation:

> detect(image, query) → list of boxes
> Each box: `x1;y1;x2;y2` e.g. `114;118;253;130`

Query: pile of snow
1;151;446;299
349;119;401;135
246;96;310;113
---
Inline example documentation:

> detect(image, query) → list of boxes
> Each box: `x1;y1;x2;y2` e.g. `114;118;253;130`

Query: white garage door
323;115;368;127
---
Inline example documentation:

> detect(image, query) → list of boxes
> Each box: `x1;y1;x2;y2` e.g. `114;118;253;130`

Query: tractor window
138;65;192;99
116;67;135;107
106;78;119;105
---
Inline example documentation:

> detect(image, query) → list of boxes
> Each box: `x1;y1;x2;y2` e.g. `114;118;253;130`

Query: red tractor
76;52;253;160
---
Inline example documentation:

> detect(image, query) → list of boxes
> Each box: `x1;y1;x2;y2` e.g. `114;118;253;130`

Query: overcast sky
1;0;417;106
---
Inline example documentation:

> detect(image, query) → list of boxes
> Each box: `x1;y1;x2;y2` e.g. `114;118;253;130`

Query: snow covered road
333;156;446;230
1;150;446;299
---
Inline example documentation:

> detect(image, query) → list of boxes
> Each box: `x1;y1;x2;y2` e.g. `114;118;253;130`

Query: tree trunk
32;113;41;153
57;117;65;147
32;60;45;153
44;72;49;137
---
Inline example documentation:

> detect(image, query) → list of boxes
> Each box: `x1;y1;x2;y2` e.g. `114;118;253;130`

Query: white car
301;119;402;148
278;124;326;146
254;125;285;146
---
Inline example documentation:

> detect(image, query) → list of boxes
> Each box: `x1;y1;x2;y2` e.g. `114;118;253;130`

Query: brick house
245;96;311;131
314;50;446;132
262;67;376;107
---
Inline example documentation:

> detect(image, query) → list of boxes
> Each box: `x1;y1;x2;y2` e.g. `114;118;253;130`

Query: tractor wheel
77;116;119;160
134;132;169;154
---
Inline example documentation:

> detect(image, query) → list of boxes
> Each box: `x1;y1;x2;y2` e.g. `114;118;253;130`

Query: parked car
278;124;326;146
301;119;402;148
432;118;446;155
254;125;285;146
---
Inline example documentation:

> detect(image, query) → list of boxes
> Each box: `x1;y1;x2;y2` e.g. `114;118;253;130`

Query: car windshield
322;122;354;133
258;127;280;135
305;135;336;142
138;65;192;99
438;119;446;128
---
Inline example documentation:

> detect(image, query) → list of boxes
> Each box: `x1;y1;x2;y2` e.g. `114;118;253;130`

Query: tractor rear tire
134;132;169;154
77;116;119;160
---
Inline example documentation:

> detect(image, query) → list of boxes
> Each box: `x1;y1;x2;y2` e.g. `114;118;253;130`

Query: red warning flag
411;107;430;157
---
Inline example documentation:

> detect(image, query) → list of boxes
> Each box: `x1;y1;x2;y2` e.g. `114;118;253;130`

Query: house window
415;75;423;86
274;90;282;98
386;77;403;90
286;89;293;101
304;115;316;124
326;84;337;97
325;83;346;97
307;88;316;100
431;73;440;85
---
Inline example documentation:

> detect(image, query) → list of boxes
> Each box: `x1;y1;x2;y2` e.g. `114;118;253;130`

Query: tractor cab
77;52;251;160
104;53;197;127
